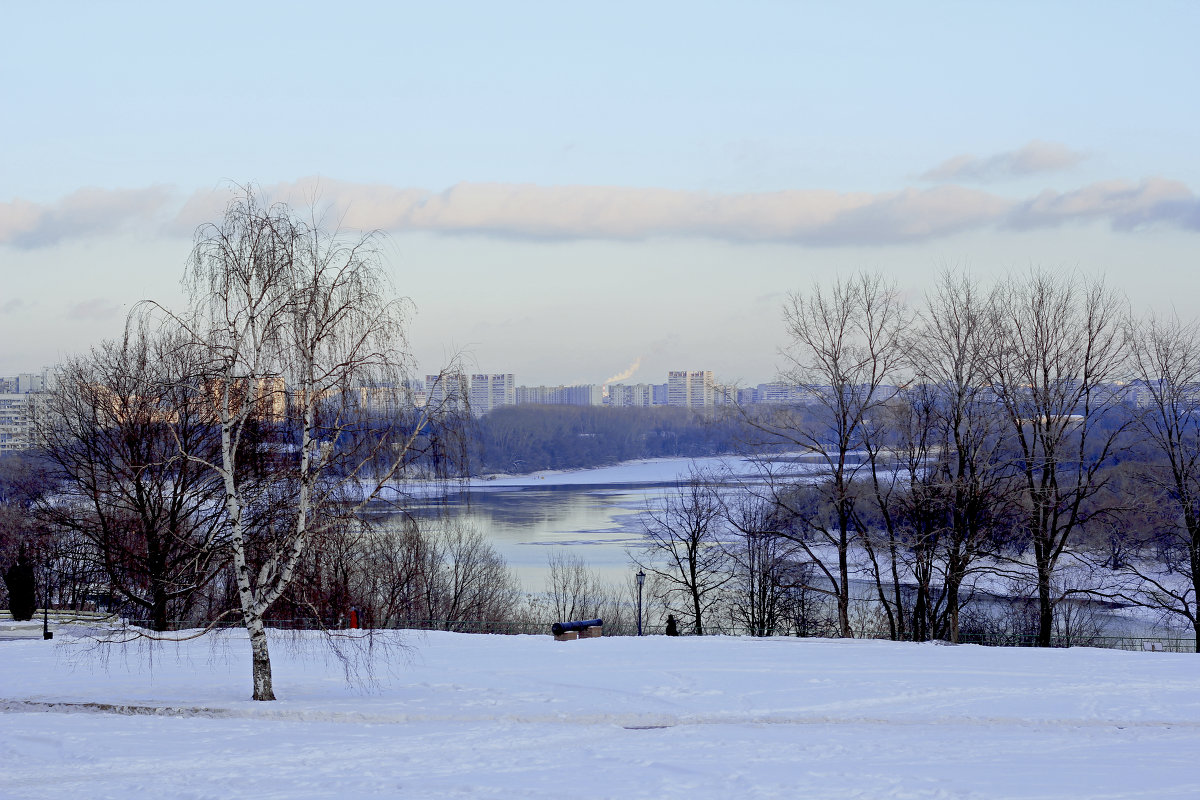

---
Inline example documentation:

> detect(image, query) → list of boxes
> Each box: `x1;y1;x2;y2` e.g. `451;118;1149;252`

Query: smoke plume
603;358;643;389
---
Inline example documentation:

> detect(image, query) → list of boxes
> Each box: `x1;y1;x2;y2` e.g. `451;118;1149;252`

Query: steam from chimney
602;358;643;395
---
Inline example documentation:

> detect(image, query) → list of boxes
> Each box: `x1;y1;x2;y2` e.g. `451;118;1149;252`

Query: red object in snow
349;608;359;629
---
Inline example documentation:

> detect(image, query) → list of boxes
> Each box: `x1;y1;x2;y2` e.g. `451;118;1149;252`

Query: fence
950;631;1197;653
109;617;1196;652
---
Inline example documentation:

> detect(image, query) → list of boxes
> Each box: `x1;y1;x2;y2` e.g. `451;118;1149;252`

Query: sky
2;1;1199;385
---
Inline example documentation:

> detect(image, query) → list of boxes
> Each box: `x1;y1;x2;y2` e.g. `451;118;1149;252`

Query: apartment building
425;372;469;412
0;393;33;452
0;369;53;452
469;374;516;416
516;384;602;407
606;382;655;407
667;370;715;408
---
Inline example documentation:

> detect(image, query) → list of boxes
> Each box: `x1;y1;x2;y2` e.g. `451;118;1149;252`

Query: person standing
3;545;37;622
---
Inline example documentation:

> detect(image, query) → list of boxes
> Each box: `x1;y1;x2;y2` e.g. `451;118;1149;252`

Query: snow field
2;630;1199;799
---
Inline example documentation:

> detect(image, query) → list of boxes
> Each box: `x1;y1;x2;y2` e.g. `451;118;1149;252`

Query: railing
98;618;1197;652
121;618;553;635
949;632;1197;653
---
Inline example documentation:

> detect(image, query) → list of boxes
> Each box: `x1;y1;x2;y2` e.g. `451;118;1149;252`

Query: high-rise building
0;368;54;451
516;384;602;407
0;368;52;395
607;383;655;407
470;374;515;416
425;372;469;412
0;393;33;452
754;382;818;405
668;370;715;408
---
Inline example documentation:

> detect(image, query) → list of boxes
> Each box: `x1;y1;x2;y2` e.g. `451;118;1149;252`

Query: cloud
242;178;1012;246
67;298;122;321
1007;178;1200;231
0;298;24;314
921;140;1087;183
4;174;1199;251
0;186;176;248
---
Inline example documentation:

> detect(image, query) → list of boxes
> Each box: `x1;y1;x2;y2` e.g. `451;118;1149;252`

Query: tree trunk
1037;568;1053;648
837;512;852;638
889;540;905;641
913;577;928;642
247;615;275;701
151;585;169;632
946;579;961;644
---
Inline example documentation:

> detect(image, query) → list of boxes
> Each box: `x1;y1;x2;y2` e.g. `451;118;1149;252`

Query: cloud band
3;175;1198;250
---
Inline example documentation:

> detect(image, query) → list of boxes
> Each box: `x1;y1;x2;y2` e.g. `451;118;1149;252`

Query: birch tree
177;189;455;700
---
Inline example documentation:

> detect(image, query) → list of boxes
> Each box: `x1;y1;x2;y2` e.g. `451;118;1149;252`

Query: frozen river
401;455;755;591
388;454;1184;640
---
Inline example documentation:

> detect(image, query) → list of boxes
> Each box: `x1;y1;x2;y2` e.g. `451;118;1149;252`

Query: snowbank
2;630;1199;798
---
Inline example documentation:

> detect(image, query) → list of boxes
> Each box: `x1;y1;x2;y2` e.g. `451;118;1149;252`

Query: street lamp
42;559;53;641
636;570;645;636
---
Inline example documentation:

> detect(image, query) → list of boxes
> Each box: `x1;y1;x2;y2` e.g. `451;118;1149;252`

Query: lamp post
636;570;645;636
42;558;53;640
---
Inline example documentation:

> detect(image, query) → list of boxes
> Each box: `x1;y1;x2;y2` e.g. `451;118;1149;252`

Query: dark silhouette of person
4;545;37;622
664;614;679;636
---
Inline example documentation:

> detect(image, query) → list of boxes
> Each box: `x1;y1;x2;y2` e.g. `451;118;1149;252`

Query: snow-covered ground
3;629;1199;799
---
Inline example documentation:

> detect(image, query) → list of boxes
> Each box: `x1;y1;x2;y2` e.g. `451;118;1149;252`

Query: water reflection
402;483;666;590
387;475;1182;641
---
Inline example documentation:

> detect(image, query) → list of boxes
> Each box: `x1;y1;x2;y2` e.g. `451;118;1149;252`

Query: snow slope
2;630;1199;799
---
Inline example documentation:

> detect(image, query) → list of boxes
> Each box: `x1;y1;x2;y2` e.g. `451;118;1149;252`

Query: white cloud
3;174;1198;251
921;140;1087;183
1007;178;1200;230
0;186;176;248
249;179;1012;245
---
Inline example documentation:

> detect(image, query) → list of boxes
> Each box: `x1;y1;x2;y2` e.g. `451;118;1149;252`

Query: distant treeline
464;405;755;474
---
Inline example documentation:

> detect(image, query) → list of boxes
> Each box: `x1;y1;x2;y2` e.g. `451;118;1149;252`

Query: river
393;454;1183;640
402;455;746;591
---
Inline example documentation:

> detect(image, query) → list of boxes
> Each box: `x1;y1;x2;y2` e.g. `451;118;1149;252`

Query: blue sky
3;2;1198;384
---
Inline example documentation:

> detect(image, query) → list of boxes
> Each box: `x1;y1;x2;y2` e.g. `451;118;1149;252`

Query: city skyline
3;3;1199;384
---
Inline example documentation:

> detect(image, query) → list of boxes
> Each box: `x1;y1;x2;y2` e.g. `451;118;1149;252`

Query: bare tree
358;516;433;628
983;271;1129;647
905;272;1013;642
721;490;796;636
299;517;520;633
545;550;608;623
542;549;633;633
852;390;921;641
631;474;730;635
170;188;457;699
0;453;54;608
1106;313;1200;650
752;273;909;637
428;523;521;630
33;327;228;630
